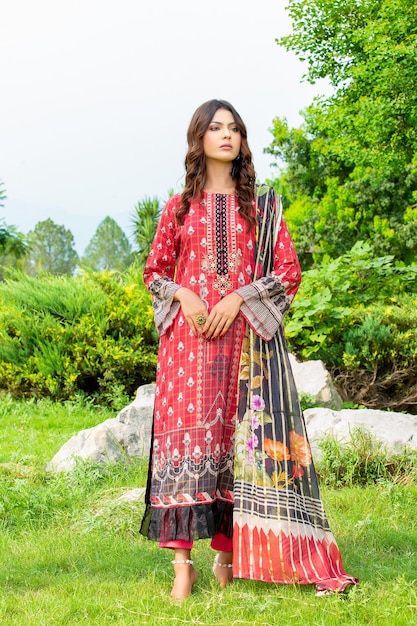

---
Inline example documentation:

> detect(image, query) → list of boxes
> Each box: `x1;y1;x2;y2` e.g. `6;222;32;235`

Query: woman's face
202;108;241;164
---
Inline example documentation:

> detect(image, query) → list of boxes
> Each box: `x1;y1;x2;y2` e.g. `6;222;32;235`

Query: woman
140;99;358;600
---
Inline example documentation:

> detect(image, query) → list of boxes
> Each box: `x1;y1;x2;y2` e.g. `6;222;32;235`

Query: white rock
49;370;416;473
289;354;342;410
304;407;417;459
47;384;155;472
117;488;146;502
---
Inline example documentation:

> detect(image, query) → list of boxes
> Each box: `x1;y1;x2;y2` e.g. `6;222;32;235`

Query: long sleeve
236;203;301;342
143;197;182;336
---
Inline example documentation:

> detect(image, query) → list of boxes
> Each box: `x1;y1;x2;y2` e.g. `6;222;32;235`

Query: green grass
0;396;416;625
0;394;114;465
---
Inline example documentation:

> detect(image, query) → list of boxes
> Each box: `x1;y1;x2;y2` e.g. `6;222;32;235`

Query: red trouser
160;532;233;552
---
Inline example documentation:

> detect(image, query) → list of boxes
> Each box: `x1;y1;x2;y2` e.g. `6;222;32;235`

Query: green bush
286;241;417;412
286;241;417;359
0;267;158;404
343;301;417;370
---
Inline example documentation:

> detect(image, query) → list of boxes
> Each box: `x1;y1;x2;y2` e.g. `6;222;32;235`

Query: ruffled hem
140;500;233;543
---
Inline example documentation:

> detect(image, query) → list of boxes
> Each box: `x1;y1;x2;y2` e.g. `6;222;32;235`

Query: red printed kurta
140;191;300;542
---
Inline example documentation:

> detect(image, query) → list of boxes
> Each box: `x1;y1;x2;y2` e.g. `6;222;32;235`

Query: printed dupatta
232;186;359;592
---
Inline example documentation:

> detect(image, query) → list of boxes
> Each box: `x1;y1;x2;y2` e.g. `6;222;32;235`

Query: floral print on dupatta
232;186;359;593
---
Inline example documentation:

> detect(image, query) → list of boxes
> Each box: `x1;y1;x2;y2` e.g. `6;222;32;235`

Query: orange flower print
264;438;290;462
289;431;312;467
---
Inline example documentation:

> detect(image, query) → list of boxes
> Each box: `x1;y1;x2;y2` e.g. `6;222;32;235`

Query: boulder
47;384;155;472
117;488;146;502
289;354;342;410
49;365;416;473
304;407;417;459
47;357;343;471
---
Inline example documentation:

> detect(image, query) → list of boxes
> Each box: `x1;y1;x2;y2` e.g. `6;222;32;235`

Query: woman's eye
231;127;239;133
210;126;220;131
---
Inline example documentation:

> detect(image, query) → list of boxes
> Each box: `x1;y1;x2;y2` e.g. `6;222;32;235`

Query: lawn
0;395;416;625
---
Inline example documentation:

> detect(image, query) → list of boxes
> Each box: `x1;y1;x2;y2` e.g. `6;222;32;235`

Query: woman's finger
185;310;208;336
205;314;231;339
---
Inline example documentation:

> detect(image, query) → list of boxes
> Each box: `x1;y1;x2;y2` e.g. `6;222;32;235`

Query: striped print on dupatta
232;186;359;592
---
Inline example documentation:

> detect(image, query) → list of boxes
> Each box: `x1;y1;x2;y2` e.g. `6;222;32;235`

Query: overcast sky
1;0;331;255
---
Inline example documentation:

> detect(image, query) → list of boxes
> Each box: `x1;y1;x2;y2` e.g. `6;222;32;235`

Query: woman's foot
212;552;233;588
170;559;198;600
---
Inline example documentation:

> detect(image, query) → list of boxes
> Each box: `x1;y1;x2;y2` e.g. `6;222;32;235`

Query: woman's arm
143;196;208;337
143;197;182;336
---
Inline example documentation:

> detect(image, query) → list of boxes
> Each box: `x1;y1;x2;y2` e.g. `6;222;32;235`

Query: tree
267;0;417;264
0;219;30;281
0;221;28;259
130;196;162;266
24;219;79;276
0;180;6;208
0;180;30;278
81;216;133;271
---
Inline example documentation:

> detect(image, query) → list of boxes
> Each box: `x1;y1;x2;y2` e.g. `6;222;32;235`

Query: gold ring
195;314;206;326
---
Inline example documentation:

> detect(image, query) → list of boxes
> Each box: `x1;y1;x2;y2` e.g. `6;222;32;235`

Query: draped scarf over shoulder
232;186;359;592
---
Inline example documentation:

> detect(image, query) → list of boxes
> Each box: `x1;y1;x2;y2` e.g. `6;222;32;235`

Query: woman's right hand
174;288;208;336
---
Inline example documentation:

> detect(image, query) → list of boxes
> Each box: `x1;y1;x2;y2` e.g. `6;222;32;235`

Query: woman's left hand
203;292;243;340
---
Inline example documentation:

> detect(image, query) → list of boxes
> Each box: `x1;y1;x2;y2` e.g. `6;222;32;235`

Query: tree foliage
0;222;28;260
267;0;417;265
0;180;6;208
23;219;79;276
130;196;162;266
0;181;30;277
285;241;417;412
81;216;133;272
281;0;383;87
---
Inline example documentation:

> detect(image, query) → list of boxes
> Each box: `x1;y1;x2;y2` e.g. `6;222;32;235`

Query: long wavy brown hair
177;99;256;230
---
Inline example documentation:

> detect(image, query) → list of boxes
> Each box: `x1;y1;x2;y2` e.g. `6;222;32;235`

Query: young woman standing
140;99;358;600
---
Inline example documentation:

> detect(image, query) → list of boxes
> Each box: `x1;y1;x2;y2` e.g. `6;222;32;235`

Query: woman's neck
204;160;235;194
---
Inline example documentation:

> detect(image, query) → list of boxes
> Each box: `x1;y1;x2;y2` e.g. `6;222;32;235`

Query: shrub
316;428;417;488
0;267;158;404
286;241;417;412
331;299;417;410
